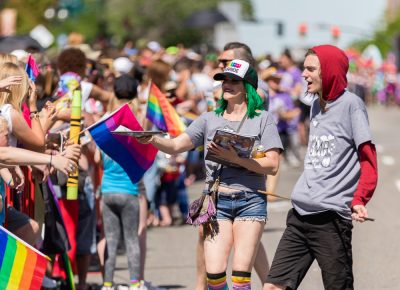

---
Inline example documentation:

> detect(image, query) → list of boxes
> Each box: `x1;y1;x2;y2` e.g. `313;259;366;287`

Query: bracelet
29;112;40;120
49;154;53;167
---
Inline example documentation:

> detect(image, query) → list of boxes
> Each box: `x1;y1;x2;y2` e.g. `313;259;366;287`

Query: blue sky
237;0;387;58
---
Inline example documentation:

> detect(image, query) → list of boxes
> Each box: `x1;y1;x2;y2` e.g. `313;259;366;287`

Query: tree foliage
2;0;254;48
3;0;57;34
352;12;400;57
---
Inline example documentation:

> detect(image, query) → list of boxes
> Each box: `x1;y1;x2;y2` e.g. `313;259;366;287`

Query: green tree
352;12;400;57
3;0;56;34
3;0;253;48
104;0;253;47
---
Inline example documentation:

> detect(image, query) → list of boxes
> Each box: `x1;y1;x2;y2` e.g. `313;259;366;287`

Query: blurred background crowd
1;0;400;289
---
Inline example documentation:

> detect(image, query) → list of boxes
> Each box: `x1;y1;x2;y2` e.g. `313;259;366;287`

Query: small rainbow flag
89;103;158;184
0;226;49;290
56;72;81;98
146;83;186;136
25;54;39;81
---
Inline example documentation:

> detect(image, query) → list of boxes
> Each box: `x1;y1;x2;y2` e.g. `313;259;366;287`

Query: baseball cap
113;57;134;74
213;59;258;89
113;74;139;100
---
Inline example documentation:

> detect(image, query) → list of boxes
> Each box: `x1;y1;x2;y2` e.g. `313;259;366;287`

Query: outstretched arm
137;132;195;155
0;146;77;175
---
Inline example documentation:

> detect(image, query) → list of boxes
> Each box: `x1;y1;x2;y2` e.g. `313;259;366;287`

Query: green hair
214;81;264;118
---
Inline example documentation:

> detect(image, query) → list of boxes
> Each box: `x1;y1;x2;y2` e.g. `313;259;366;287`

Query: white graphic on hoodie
305;134;335;169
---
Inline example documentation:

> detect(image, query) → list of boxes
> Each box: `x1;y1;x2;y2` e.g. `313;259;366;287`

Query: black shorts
267;209;354;290
7;206;30;232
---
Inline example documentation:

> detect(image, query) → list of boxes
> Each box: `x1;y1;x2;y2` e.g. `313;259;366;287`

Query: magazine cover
111;125;166;137
205;129;256;167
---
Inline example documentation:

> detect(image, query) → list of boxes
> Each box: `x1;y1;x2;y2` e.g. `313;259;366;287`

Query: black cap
113;74;139;100
213;59;258;89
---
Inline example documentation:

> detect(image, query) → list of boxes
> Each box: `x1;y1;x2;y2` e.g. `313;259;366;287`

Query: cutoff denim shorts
216;190;267;222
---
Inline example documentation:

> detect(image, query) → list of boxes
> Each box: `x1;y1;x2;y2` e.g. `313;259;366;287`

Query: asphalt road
87;105;400;290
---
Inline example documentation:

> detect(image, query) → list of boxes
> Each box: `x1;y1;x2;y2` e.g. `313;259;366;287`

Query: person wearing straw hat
264;45;378;290
137;59;282;289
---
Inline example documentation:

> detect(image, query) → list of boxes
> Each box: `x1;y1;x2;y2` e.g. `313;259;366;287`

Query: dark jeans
267;209;354;290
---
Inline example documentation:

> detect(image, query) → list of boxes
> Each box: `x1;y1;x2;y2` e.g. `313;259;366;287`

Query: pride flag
89;103;158;184
25;54;39;81
146;83;186;136
0;226;49;290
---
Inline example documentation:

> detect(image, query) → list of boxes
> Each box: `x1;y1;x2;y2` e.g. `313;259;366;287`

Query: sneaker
141;280;167;290
101;286;115;290
42;276;57;289
116;284;139;290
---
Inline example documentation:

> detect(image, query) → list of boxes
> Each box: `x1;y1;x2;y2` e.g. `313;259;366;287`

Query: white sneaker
101;286;115;290
42;276;57;289
141;280;167;290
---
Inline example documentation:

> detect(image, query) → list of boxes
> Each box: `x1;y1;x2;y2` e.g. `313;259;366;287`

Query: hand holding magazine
205;129;256;167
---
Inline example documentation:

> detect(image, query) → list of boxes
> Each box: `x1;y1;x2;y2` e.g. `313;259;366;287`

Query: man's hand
351;204;368;223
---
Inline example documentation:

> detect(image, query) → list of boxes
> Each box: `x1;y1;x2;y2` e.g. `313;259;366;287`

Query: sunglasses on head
218;59;233;67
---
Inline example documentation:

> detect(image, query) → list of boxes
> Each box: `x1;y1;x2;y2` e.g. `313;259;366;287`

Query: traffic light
331;26;341;39
298;23;307;37
277;21;284;37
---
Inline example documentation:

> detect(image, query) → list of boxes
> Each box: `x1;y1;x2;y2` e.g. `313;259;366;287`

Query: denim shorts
216;190;267;222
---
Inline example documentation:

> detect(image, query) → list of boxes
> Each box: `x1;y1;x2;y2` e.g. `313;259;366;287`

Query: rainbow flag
146;83;186;136
89;104;158;184
25;54;39;81
0;226;49;290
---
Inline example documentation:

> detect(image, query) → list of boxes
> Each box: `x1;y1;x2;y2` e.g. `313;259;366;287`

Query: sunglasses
218;59;233;68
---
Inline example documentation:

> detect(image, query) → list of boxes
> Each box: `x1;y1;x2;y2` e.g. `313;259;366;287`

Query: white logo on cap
224;59;249;78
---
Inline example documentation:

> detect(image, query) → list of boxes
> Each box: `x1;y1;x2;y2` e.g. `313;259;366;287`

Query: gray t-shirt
291;91;372;219
185;110;283;192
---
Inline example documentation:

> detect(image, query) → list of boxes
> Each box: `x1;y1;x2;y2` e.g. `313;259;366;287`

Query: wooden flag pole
257;190;291;201
257;190;375;222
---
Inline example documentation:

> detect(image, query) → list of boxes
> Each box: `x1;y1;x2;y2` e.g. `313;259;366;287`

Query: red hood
312;45;349;101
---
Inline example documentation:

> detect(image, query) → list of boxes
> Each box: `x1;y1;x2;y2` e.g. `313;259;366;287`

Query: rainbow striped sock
232;271;251;289
207;272;229;290
130;278;140;287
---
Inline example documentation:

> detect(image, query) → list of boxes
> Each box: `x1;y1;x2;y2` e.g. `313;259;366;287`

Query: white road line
396;180;400;193
375;144;384;153
381;155;395;166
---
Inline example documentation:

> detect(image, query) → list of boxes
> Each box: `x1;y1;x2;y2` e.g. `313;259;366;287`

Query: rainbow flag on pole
0;226;49;290
146;83;186;136
89;103;158;184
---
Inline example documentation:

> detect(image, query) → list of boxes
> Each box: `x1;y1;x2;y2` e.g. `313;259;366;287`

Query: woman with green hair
137;59;282;289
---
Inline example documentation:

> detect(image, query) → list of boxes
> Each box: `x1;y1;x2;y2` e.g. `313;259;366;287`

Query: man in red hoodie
263;45;378;290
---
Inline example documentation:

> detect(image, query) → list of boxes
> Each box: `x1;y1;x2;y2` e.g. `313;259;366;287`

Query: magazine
205;129;256;167
111;125;166;137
